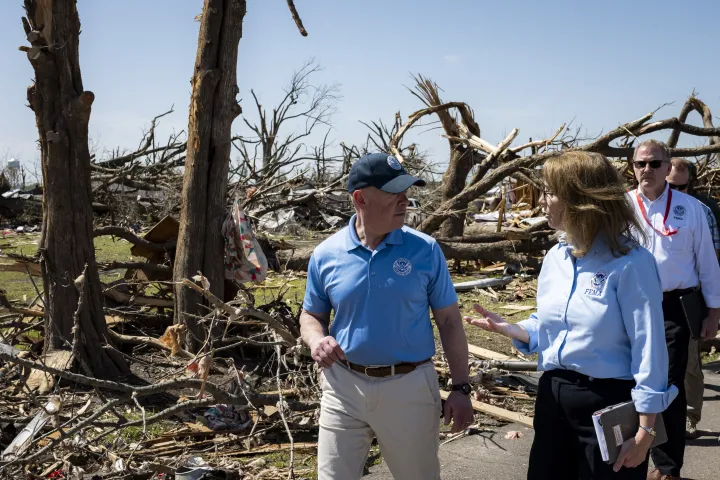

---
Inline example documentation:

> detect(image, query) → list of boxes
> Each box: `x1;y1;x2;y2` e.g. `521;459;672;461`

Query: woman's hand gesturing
463;304;530;344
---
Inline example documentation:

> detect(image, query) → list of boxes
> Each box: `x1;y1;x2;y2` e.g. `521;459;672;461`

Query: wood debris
467;343;513;361
440;391;534;428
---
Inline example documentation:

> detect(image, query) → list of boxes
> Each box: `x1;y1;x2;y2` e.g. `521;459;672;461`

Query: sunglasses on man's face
669;182;688;191
633;160;667;169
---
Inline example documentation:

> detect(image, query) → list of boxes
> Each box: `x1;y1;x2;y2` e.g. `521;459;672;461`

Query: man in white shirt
628;139;720;480
666;158;720;440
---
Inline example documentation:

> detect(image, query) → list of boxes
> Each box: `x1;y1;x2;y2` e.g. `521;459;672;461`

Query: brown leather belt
341;358;432;378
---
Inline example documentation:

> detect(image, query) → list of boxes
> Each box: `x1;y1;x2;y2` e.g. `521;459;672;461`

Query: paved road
682;363;720;480
365;364;720;480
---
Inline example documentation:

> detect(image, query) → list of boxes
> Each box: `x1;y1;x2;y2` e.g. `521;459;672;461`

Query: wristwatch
452;383;472;395
638;425;656;437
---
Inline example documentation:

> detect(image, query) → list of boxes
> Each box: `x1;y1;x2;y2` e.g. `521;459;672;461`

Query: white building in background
6;158;20;171
2;158;27;191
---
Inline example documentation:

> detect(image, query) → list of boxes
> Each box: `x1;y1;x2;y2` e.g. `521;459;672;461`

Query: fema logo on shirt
387;155;402;171
585;271;608;297
673;205;685;220
393;257;412;276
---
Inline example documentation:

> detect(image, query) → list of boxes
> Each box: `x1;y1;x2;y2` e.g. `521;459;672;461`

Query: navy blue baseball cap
347;153;426;194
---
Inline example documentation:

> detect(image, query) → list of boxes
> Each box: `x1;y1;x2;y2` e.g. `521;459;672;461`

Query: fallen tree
381;79;720;239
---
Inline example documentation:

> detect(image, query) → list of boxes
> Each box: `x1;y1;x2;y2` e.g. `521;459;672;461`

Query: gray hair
633;139;671;162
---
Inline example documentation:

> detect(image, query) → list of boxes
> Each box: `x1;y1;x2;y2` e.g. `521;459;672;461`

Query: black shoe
685;419;700;439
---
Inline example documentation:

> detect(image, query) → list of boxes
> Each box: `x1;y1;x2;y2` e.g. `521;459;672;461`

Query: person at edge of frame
627;140;720;480
666;157;720;441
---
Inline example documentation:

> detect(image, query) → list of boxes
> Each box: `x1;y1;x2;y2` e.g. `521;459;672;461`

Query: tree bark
21;0;128;377
437;148;475;237
173;0;246;350
436;240;550;268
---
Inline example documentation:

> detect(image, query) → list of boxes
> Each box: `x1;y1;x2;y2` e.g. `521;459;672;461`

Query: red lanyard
636;188;677;236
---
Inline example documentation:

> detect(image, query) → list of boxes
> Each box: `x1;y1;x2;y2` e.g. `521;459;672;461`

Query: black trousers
528;370;648;480
650;293;690;477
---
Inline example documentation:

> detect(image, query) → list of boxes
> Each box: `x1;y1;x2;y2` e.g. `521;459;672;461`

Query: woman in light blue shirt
464;152;677;480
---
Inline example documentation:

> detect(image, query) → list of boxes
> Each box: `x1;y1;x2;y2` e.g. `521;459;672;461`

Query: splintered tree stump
173;0;247;351
21;0;128;377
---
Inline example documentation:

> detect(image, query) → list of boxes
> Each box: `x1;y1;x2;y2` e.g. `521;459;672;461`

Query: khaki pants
685;337;704;424
317;361;441;480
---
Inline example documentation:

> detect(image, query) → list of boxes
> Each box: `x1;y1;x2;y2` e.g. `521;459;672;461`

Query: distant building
6;158;20;171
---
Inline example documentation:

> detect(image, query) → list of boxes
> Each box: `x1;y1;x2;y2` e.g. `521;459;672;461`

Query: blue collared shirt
700;202;720;251
512;235;678;414
303;215;458;365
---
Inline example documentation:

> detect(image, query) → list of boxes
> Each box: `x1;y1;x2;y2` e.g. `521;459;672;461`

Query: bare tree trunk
173;0;246;350
437;148;474;237
21;0;128;377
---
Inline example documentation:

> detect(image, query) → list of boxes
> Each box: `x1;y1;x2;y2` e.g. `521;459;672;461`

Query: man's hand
443;391;474;434
432;304;473;434
701;316;718;341
309;335;346;368
613;430;653;472
702;308;720;341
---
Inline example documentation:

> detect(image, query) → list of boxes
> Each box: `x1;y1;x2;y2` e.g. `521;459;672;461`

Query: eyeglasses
540;184;554;198
669;182;688;191
633;160;667;169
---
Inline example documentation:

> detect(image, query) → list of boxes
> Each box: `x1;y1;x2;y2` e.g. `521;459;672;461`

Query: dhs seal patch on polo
393;257;412;276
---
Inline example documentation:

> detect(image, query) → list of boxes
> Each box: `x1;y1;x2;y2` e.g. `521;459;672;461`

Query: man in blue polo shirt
301;152;473;480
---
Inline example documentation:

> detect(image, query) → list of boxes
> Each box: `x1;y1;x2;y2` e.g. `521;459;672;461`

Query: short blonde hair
543;151;644;257
633;139;671;162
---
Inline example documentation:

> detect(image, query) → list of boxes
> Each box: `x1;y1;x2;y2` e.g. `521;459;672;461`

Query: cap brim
380;175;426;194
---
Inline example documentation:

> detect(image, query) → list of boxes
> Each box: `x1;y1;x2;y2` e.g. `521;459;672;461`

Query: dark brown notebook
593;401;667;464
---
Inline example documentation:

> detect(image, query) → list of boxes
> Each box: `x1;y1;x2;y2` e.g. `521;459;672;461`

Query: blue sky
1;0;718;172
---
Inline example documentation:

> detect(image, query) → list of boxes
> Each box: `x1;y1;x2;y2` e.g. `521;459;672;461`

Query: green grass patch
0;234;39;257
0;233;40;303
0;233;143;303
93;235;143;264
250;277;307;313
256;443;382;479
109;409;176;443
0;271;40;303
117;421;175;443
